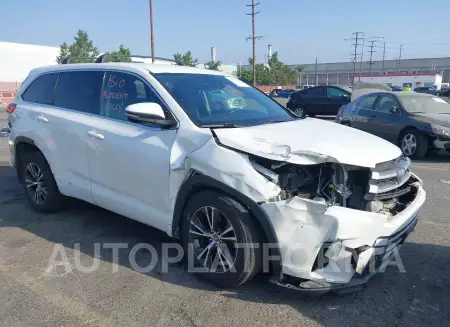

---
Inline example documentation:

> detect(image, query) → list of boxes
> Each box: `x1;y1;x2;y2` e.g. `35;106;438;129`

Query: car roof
28;62;230;77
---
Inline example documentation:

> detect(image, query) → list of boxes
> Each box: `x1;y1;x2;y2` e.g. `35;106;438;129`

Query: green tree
204;60;222;71
56;30;99;63
103;44;131;62
56;42;69;64
239;70;253;84
173;51;198;67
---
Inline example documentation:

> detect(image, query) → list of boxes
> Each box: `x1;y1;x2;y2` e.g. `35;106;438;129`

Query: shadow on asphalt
413;152;450;164
0;164;449;326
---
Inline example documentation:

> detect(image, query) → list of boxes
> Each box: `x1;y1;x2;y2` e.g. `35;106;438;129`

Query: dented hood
213;119;402;168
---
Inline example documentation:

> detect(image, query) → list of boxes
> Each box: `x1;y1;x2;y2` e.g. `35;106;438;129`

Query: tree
56;42;69;64
173;51;198;67
204;60;222;71
56;30;99;63
239;70;253;84
103;44;131;62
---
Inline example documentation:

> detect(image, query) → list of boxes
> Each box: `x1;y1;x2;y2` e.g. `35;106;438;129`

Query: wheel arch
172;172;282;276
398;125;433;147
14;137;41;183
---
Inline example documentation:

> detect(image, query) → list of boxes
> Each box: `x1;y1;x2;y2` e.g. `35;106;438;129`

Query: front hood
413;113;450;127
214;119;402;168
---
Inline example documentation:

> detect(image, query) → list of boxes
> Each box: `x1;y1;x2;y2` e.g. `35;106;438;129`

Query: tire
20;150;65;213
293;106;306;117
399;129;428;159
181;190;262;288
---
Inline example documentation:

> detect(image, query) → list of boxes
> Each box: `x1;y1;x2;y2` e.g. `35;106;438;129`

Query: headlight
431;124;450;137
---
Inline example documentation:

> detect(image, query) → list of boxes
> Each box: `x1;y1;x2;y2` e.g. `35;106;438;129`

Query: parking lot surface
0;112;449;327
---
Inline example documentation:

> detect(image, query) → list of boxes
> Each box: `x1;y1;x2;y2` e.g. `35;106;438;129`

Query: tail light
6;103;16;114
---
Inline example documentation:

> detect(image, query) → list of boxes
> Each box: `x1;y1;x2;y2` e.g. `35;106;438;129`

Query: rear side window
305;87;326;96
53;71;104;114
22;73;58;105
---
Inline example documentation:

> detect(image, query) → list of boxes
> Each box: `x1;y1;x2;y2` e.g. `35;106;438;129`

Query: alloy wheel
25;162;47;204
189;206;237;273
402;133;417;156
294;107;305;117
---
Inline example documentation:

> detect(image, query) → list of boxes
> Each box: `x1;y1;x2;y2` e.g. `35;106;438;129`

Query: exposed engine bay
251;155;418;217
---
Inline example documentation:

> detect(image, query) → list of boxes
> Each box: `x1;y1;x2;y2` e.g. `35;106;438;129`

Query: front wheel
181;191;262;288
293;106;306;117
400;129;427;158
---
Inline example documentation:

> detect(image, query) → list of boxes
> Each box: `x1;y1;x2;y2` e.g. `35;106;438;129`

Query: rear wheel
181;191;262;288
20;150;65;212
400;129;427;158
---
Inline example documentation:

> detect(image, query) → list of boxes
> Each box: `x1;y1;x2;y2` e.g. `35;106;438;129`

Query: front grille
365;156;412;200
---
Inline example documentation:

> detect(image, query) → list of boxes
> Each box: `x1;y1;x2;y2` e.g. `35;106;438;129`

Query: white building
0;42;59;83
0;41;238;85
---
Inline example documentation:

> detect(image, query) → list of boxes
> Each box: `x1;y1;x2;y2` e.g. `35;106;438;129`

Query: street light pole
149;0;155;63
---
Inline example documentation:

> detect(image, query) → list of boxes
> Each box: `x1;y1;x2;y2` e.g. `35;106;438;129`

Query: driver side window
374;95;398;113
100;71;165;121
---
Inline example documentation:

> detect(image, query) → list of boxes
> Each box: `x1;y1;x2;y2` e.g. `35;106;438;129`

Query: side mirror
125;103;176;128
390;106;399;114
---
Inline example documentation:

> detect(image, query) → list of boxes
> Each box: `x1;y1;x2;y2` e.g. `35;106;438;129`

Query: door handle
88;131;105;140
371;115;376;118
37;116;48;123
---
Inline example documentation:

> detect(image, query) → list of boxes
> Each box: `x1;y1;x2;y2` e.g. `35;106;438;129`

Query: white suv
7;61;426;293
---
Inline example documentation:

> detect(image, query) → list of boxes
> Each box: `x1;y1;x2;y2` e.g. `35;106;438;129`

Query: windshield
154;73;296;127
399;95;450;114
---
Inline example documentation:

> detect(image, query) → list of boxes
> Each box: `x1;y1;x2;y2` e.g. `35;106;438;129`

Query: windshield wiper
202;123;244;128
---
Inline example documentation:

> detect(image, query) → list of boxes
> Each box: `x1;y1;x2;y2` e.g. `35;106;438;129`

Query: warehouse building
299;57;450;86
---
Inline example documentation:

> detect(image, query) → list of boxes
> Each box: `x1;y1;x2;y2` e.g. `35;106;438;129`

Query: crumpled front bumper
261;183;426;293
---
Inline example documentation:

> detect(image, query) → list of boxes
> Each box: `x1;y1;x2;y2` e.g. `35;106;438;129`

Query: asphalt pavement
0;112;449;327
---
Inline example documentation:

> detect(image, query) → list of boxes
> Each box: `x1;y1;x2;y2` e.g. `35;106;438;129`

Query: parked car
287;85;351;117
413;86;440;96
336;90;450;158
7;61;425;293
440;88;450;97
390;86;403;92
269;89;295;98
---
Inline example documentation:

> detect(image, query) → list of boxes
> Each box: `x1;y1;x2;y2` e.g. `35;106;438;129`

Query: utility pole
367;40;377;75
315;58;318;85
397;45;403;73
359;32;365;81
345;32;364;85
149;0;155;63
246;1;263;86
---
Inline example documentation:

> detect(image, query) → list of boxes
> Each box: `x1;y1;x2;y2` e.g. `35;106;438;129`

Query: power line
246;1;263;86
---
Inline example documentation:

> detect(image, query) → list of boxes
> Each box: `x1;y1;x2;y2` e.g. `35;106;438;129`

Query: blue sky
2;0;450;65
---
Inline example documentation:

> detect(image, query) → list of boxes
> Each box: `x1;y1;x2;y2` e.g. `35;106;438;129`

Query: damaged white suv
7;61;426;293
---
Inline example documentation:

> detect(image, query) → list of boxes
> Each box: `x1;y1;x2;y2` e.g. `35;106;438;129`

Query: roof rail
61;55;177;64
61;56;97;64
95;54;177;64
